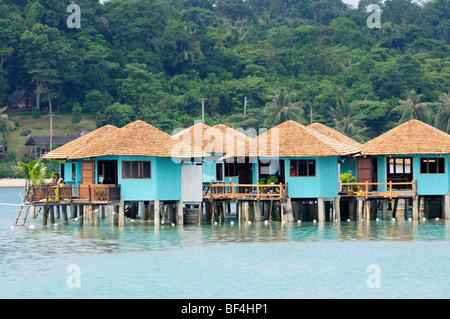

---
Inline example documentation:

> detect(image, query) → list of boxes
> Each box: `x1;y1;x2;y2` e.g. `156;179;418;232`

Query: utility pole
244;96;247;116
198;98;208;123
43;113;54;151
310;102;313;124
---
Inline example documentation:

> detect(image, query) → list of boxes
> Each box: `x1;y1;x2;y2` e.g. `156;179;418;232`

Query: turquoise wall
60;156;182;201
283;156;339;199
373;154;449;195
415;154;448;196
117;156;181;201
60;161;81;187
202;160;225;183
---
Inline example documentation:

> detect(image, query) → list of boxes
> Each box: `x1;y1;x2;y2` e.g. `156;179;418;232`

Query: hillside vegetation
0;0;448;176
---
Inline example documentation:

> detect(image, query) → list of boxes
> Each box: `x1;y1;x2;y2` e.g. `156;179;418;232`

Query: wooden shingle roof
307;122;362;149
244;120;360;158
43;125;119;160
44;120;207;160
360;119;450;155
172;123;251;156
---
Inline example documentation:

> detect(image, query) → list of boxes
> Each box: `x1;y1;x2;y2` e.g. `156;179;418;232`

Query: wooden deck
24;184;121;205
341;181;417;199
203;183;288;201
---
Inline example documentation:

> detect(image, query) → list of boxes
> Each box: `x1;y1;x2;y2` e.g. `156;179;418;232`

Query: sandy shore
0;178;27;187
0;178;54;187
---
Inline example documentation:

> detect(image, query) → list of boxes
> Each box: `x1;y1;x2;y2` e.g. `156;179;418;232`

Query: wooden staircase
13;205;30;226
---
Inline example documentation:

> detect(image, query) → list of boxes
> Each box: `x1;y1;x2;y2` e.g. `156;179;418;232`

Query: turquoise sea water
1;187;450;299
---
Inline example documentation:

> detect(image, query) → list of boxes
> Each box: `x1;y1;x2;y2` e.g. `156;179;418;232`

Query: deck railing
26;184;121;204
341;180;416;199
203;182;288;201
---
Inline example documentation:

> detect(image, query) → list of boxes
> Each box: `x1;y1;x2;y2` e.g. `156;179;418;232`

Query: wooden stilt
70;204;77;219
79;206;84;226
61;205;68;226
87;205;93;225
381;199;388;220
119;199;125;226
285;197;293;222
154;199;160;226
443;193;450;220
93;205;100;226
244;201;249;222
254;201;261;222
413;196;419;220
30;206;36;219
211;200;216;224
167;203;173;223
49;205;55;225
333;196;341;221
223;202;227;223
176;200;183;225
112;205;119;226
238;201;242;224
269;200;273;221
419;197;425;220
317;197;325;222
392;198;398;219
42;206;49;225
357;198;364;220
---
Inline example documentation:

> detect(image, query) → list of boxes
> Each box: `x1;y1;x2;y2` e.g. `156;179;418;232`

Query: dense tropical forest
0;0;449;158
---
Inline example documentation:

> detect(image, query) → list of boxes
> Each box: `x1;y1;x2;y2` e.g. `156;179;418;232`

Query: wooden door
357;158;372;191
81;161;95;184
238;163;251;184
80;161;94;199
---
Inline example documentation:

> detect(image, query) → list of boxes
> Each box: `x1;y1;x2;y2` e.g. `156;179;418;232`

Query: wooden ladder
14;205;30;226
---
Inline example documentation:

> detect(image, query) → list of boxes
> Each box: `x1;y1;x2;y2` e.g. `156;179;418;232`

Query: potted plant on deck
340;170;359;195
93;187;107;201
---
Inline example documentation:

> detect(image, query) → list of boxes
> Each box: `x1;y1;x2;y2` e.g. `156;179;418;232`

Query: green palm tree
330;93;368;143
391;89;434;124
434;92;450;133
14;160;47;188
263;89;306;127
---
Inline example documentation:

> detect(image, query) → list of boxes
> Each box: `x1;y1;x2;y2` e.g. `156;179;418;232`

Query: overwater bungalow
21;120;206;226
355;119;450;220
206;120;361;222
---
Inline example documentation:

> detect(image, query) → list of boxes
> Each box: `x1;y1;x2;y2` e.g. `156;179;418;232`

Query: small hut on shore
10;89;35;111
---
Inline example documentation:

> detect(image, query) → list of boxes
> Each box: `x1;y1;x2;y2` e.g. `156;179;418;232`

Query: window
388;157;411;174
420;157;445;174
216;163;223;181
290;159;316;177
122;161;151;179
71;163;76;181
225;162;239;177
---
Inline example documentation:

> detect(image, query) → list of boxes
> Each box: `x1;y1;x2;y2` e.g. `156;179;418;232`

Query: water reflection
21;218;450;253
5;211;450;261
